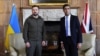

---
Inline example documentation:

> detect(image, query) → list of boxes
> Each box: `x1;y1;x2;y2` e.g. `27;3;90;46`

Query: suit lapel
70;15;73;31
62;17;65;28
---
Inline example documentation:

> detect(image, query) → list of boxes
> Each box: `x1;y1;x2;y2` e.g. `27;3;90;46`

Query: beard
32;13;39;19
32;12;38;16
33;14;38;16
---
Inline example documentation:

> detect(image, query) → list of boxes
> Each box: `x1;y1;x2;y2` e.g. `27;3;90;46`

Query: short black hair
63;4;70;9
32;5;40;9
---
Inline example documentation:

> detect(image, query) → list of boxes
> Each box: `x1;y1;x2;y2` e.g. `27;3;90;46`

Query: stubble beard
33;13;38;16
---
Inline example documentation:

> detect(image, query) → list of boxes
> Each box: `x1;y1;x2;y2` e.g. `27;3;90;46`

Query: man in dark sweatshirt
23;5;46;56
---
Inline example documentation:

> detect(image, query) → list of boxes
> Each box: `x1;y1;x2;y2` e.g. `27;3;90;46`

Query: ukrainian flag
5;4;21;50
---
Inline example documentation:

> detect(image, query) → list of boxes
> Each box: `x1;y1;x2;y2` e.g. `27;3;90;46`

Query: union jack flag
81;3;93;33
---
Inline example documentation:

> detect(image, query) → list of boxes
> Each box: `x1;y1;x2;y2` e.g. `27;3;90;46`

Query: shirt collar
65;14;71;19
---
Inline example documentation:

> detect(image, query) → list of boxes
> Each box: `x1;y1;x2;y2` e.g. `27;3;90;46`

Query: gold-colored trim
29;0;70;6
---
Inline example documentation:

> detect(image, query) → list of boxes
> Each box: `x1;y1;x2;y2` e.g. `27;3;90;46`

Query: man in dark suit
59;4;82;56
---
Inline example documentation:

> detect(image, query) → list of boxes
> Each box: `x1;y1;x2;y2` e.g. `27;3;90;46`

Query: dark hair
63;4;70;9
32;5;40;9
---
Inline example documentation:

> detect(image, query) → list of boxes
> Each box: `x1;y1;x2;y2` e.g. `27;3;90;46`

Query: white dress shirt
65;15;71;36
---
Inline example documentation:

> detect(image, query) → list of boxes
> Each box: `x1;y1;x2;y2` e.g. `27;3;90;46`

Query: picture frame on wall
29;0;70;6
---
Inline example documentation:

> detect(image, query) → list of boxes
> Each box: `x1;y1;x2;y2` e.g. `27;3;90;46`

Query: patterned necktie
66;16;68;36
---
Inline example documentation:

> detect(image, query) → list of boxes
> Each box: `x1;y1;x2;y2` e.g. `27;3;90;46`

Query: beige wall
0;0;99;37
1;0;98;38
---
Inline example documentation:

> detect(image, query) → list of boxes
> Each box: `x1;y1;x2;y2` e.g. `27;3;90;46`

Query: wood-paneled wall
0;0;99;55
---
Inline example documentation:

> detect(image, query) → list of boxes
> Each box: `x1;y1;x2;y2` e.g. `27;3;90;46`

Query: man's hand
42;41;46;46
61;41;64;49
25;42;30;48
77;43;82;49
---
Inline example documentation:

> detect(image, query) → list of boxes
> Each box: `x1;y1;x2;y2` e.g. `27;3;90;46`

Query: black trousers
26;41;42;56
64;37;78;56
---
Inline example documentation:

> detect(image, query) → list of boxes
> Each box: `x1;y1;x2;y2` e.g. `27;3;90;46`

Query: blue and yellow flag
5;4;21;50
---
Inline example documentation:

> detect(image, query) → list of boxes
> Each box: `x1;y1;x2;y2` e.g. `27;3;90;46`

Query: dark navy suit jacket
59;15;82;45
